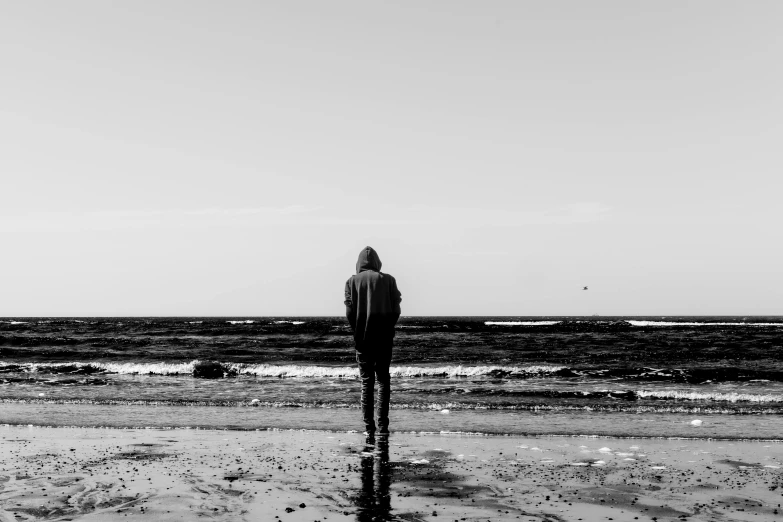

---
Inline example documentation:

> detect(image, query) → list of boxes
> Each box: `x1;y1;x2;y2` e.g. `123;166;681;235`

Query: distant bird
583;286;588;290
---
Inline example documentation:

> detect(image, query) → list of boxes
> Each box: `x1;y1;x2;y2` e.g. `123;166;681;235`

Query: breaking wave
400;388;783;404
627;320;783;327
3;362;783;383
0;362;568;378
634;389;783;403
485;321;561;326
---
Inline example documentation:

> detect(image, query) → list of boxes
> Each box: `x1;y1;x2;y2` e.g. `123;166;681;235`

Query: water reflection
355;435;392;522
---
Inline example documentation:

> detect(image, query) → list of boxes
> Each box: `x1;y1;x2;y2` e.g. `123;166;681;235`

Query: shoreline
1;426;782;521
4;402;783;440
4;423;783;443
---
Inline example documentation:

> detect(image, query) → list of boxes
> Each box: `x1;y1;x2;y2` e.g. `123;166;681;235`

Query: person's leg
375;349;392;434
356;350;376;433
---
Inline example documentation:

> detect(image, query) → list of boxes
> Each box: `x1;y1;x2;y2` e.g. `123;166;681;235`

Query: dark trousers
356;348;392;433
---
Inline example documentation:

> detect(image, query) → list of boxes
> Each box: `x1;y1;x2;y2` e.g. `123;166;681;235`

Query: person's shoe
378;426;390;436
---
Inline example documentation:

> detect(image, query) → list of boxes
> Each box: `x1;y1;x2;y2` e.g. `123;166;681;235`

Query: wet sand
1;426;782;521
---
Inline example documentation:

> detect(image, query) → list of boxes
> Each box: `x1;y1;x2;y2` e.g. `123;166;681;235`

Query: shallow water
2;316;782;438
3;402;783;440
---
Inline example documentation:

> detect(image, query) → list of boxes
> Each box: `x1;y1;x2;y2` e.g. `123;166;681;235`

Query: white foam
485;321;561;326
273;320;305;325
0;361;198;375
236;364;356;378
627;320;783;327
0;361;569;378
227;320;255;324
636;389;783;403
237;363;566;378
99;361;197;375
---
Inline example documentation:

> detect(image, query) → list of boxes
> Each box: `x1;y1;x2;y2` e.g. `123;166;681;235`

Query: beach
1;426;782;522
3;317;783;521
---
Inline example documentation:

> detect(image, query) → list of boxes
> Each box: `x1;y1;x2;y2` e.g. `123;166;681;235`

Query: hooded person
344;246;402;436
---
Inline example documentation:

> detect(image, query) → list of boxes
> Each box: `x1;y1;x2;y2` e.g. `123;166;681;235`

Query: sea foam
484;321;561;326
627;320;783;327
635;389;783;403
0;361;567;378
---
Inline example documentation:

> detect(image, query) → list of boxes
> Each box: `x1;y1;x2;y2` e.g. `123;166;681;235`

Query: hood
356;246;382;274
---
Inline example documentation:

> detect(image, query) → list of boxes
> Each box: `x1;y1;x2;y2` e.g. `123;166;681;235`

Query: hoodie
344;246;402;349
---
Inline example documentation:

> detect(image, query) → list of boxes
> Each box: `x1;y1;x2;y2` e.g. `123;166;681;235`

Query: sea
2;316;782;440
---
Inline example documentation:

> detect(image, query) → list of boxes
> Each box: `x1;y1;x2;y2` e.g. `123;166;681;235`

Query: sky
1;1;781;316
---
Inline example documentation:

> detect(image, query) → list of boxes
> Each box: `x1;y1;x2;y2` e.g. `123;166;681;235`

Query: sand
1;426;782;522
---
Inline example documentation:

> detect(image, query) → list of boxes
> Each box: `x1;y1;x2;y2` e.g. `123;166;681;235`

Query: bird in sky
583;286;588;290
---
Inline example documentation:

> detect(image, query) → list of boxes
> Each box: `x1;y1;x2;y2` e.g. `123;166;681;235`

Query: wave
404;387;783;403
0;362;192;375
627;320;783;327
485;321;561;326
3;362;783;382
634;389;783;403
568;367;783;383
2;397;781;415
0;361;568;378
238;364;567;378
222;319;306;325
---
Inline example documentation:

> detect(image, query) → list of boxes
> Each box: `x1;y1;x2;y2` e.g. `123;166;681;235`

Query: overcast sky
2;1;781;316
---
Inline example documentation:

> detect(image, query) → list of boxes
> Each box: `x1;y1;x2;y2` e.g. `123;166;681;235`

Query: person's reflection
356;435;392;522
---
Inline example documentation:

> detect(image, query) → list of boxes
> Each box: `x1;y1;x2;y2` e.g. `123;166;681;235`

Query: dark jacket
344;247;402;350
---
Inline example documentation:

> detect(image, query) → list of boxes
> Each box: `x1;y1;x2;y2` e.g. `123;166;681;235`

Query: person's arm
344;279;356;330
391;278;402;325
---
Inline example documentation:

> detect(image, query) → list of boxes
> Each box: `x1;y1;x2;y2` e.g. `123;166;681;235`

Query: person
344;246;402;437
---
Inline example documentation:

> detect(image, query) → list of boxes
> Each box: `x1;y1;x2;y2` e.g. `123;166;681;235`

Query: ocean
2;316;782;440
